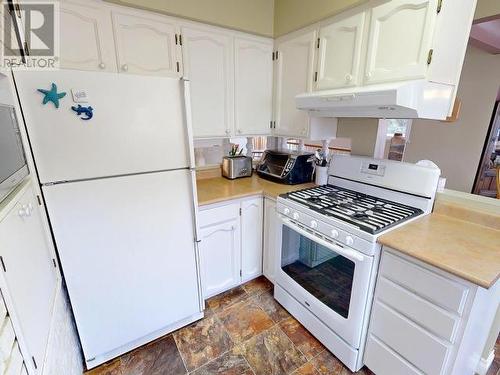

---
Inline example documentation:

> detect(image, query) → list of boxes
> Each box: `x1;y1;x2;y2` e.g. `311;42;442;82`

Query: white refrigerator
13;70;203;368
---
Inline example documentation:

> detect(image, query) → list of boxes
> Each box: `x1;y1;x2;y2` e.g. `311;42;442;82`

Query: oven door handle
279;216;366;262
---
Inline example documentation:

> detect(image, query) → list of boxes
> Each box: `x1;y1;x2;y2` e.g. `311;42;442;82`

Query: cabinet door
112;12;181;77
364;0;438;84
234;37;273;136
274;30;316;138
0;185;58;374
240;198;263;282
263;198;278;283
181;26;234;138
59;0;116;72
199;204;241;298
316;11;367;90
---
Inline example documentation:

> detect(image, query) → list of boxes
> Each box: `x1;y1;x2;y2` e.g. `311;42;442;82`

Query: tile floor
485;335;500;375
86;276;374;375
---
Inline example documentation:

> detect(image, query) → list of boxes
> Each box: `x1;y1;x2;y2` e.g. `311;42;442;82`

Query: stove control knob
284;208;290;215
345;236;354;246
310;220;318;229
293;212;300;220
331;229;339;238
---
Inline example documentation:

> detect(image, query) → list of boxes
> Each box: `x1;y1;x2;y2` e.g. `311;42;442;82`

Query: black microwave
256;150;314;185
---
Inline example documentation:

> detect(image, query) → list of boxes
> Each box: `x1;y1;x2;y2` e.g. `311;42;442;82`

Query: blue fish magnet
37;83;66;108
71;104;94;120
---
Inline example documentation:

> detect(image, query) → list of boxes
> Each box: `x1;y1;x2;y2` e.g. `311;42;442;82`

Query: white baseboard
476;350;495;375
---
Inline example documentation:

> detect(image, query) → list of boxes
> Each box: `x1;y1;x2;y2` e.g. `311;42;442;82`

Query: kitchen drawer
370;301;451;375
380;251;468;315
376;277;460;343
364;335;423;375
198;202;240;228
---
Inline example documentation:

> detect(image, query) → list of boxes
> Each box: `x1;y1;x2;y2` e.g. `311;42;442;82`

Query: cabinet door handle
345;73;353;82
122;64;128;72
99;62;106;69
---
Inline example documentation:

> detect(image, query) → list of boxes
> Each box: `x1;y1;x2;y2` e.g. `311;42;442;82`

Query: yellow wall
474;0;500;19
274;0;367;37
404;45;500;192
336;118;379;157
104;0;275;37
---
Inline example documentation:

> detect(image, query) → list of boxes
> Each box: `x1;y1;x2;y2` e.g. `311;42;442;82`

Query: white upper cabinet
234;37;273;136
316;10;367;90
182;26;234;138
273;30;317;138
58;0;116;72
364;0;438;84
112;12;181;77
240;197;263;282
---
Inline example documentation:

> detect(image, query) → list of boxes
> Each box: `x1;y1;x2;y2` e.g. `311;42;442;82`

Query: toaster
222;156;253;179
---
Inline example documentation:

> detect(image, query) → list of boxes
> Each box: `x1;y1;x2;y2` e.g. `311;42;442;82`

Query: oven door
275;215;374;348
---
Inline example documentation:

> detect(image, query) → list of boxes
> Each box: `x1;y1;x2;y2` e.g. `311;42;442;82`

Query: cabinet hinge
0;257;6;272
316;38;320;49
239;269;242;277
176;61;180;72
275;50;278;60
36;195;42;206
239;207;242;216
272;51;275;61
52;258;57;268
273;121;276;129
179;34;183;46
314;71;318;82
175;34;178;45
437;0;443;13
270;120;273;129
427;49;433;65
32;356;37;370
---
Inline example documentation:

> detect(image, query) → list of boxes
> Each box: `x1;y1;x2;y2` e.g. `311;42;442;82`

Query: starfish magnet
37;83;66;108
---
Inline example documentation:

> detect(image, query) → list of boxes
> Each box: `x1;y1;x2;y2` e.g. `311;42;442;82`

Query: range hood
296;80;455;120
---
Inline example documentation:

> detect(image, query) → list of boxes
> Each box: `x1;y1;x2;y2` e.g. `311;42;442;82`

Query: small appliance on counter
222;155;253;180
256;149;314;185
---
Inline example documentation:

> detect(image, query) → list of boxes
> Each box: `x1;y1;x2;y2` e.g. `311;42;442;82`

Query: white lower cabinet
0;181;59;374
240;198;263;282
198;197;263;298
263;198;278;283
364;248;500;375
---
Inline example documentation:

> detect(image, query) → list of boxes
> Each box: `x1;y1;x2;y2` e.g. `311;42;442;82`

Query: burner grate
281;185;423;234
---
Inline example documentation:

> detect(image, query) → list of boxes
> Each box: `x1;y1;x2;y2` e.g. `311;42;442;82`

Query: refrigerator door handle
181;78;196;170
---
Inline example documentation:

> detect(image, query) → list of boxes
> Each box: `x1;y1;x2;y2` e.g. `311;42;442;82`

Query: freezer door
14;70;190;183
42;170;201;362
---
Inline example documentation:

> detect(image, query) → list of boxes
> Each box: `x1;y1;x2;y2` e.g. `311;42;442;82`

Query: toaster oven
256;150;314;184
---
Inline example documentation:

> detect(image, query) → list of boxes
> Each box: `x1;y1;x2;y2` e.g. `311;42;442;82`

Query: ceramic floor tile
279;317;325;360
309;350;345;375
241;276;273;296
293;362;321;375
85;359;123;375
206;286;248;312
173;315;233;371
119;335;186;375
236;325;307;375
252;289;291;323
218;298;275;344
190;351;254;375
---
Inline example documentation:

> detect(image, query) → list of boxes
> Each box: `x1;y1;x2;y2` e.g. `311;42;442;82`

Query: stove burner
281;185;423;235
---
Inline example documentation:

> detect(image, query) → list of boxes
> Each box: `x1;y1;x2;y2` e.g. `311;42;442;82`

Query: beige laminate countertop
378;213;500;289
196;174;315;206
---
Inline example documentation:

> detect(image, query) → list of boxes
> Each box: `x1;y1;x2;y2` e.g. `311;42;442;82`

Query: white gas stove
273;155;441;372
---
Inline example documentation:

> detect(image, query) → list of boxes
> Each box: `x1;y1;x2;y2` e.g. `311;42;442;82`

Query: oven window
281;225;354;318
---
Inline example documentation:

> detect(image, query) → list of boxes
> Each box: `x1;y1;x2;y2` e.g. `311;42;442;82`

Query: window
385;119;412;138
